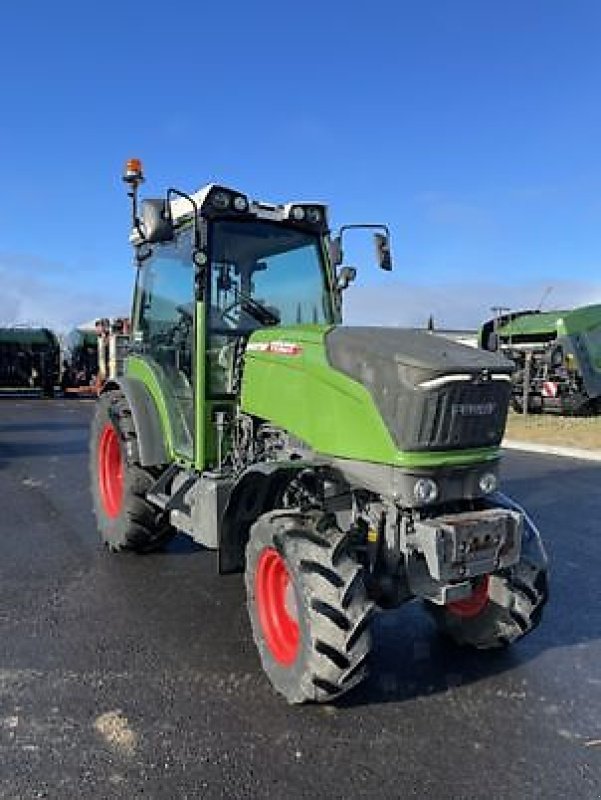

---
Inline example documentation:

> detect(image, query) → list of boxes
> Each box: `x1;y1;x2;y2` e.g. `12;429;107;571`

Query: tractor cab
123;159;390;467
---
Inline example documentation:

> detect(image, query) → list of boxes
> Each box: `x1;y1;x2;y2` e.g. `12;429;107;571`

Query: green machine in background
481;305;601;414
89;159;548;704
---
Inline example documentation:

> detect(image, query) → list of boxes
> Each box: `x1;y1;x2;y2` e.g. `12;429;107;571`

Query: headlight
291;205;306;221
233;195;248;212
306;206;321;224
413;478;439;504
479;472;498;494
211;190;231;210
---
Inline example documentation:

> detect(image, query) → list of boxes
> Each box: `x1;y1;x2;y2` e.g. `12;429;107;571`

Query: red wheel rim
447;575;490;618
255;548;300;666
98;423;124;519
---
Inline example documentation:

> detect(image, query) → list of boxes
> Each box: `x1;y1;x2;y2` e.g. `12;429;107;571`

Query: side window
133;230;195;457
134;232;194;380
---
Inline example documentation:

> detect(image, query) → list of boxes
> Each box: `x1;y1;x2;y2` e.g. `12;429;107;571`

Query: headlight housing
413;478;439;505
479;472;498;494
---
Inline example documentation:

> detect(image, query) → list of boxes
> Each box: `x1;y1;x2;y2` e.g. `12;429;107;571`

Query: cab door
131;229;195;460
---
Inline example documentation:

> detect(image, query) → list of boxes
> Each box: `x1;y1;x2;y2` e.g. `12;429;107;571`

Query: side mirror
337;266;357;290
374;232;392;271
141;199;174;243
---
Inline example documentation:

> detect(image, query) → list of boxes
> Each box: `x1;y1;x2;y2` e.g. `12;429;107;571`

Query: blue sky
1;0;600;330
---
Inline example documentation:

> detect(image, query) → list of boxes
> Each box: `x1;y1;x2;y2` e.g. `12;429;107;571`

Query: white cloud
0;253;126;331
344;279;601;330
413;190;493;229
2;250;599;337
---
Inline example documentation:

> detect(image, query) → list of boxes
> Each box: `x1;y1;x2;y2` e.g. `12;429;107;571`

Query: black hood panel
326;327;513;452
326;327;513;381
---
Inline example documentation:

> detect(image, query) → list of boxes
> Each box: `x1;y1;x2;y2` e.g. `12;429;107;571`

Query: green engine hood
240;325;506;468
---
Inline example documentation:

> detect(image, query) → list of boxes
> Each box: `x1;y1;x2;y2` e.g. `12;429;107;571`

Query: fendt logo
246;341;303;356
452;402;497;416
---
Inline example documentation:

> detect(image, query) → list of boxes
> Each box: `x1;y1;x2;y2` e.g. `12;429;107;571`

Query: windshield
209;220;333;332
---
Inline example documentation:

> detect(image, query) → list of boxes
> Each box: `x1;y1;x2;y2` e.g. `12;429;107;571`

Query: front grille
394;380;511;451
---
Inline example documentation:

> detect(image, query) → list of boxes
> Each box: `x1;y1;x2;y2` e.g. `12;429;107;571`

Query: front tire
245;511;373;704
90;390;175;553
426;560;548;649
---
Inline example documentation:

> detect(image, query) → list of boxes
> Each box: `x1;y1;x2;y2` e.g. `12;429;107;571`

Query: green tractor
89;160;548;703
481;305;601;414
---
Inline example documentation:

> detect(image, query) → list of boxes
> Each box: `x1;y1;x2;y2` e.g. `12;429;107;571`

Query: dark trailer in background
480;304;601;415
0;327;60;396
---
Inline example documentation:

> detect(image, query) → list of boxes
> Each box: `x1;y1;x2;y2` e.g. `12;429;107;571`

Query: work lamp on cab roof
305;207;321;224
233;195;248;212
211;190;231;210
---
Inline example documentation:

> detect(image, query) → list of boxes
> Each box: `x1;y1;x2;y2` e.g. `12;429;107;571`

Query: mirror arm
167;189;209;300
338;223;391;238
167;188;201;250
336;266;357;291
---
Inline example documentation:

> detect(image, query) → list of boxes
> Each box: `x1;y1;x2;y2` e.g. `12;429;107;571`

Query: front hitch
405;493;547;605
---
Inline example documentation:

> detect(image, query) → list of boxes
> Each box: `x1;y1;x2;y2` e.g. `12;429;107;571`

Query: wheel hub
98;423;124;519
255;548;300;666
447;575;490;618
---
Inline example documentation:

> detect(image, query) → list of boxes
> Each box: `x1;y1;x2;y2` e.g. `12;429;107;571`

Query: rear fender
102;378;169;467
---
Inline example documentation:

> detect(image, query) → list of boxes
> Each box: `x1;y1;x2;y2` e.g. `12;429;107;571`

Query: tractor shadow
163;533;206;555
338;606;536;708
340;583;599;708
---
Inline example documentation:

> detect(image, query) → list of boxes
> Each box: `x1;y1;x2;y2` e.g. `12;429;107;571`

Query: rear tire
90;390;175;553
426;560;548;649
245;510;373;704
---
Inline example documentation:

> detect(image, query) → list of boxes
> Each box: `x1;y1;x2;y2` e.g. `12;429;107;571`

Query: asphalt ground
0;398;599;800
